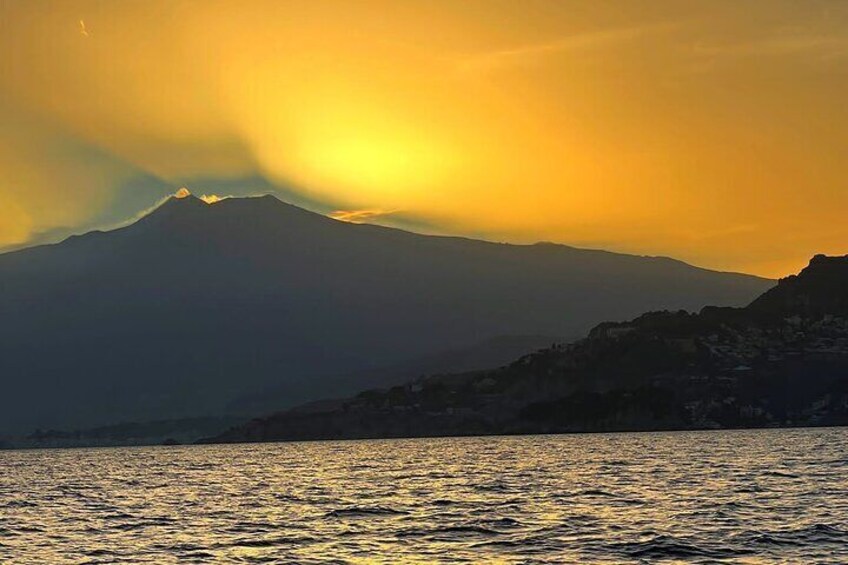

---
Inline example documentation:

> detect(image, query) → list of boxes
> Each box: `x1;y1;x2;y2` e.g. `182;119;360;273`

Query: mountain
207;255;848;443
748;254;848;318
0;193;771;433
13;416;245;450
225;334;564;416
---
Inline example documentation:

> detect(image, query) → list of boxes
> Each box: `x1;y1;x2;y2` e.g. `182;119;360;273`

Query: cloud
693;34;848;60
329;209;399;224
457;22;681;73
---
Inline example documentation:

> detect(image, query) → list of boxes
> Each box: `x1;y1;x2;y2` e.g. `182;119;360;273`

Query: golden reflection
1;433;844;561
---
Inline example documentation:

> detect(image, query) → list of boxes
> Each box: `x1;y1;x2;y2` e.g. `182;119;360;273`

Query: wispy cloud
457;22;681;73
79;19;89;37
329;209;399;224
693;34;848;61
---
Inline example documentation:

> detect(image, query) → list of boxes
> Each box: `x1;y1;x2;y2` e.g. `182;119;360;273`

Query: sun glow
200;194;224;204
0;1;847;276
287;132;456;204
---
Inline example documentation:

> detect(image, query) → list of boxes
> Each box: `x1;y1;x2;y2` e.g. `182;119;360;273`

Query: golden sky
0;0;846;277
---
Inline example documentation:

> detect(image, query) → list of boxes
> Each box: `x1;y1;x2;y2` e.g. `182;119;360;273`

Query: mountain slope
207;255;848;443
225;334;564;416
0;194;771;433
748;254;848;318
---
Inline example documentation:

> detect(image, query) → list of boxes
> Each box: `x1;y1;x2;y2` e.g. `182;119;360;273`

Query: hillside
208;255;848;443
0;193;770;433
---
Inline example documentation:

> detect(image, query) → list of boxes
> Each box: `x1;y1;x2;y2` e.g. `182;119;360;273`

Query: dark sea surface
1;428;847;564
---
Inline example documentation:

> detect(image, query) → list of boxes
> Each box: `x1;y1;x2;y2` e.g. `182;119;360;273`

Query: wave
578;489;618;497
762;470;800;478
3;431;848;563
224;535;317;548
482;517;522;528
397;524;502;539
610;535;752;559
738;524;847;547
0;500;37;509
325;506;407;518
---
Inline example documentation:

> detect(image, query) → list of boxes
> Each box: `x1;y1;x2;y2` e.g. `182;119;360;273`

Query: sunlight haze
1;0;846;276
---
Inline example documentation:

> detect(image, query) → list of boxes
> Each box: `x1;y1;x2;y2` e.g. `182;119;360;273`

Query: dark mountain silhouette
0;193;771;433
748;254;848;318
207;255;848;443
226;334;564;416
2;335;559;448
20;416;243;449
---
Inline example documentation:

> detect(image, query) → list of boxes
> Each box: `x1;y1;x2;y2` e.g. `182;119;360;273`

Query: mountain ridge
3;194;767;278
206;254;848;444
0;193;772;434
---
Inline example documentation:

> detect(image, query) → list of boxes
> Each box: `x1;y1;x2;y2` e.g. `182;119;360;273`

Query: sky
0;0;846;277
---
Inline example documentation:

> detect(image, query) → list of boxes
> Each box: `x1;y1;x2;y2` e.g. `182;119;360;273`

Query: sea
1;428;847;564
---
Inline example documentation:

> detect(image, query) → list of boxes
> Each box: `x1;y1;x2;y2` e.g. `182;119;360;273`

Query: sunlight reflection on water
1;428;847;564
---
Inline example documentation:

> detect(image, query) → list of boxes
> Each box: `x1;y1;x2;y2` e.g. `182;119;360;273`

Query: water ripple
1;427;847;563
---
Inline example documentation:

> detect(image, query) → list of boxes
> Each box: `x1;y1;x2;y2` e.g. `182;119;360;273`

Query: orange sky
0;0;846;277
